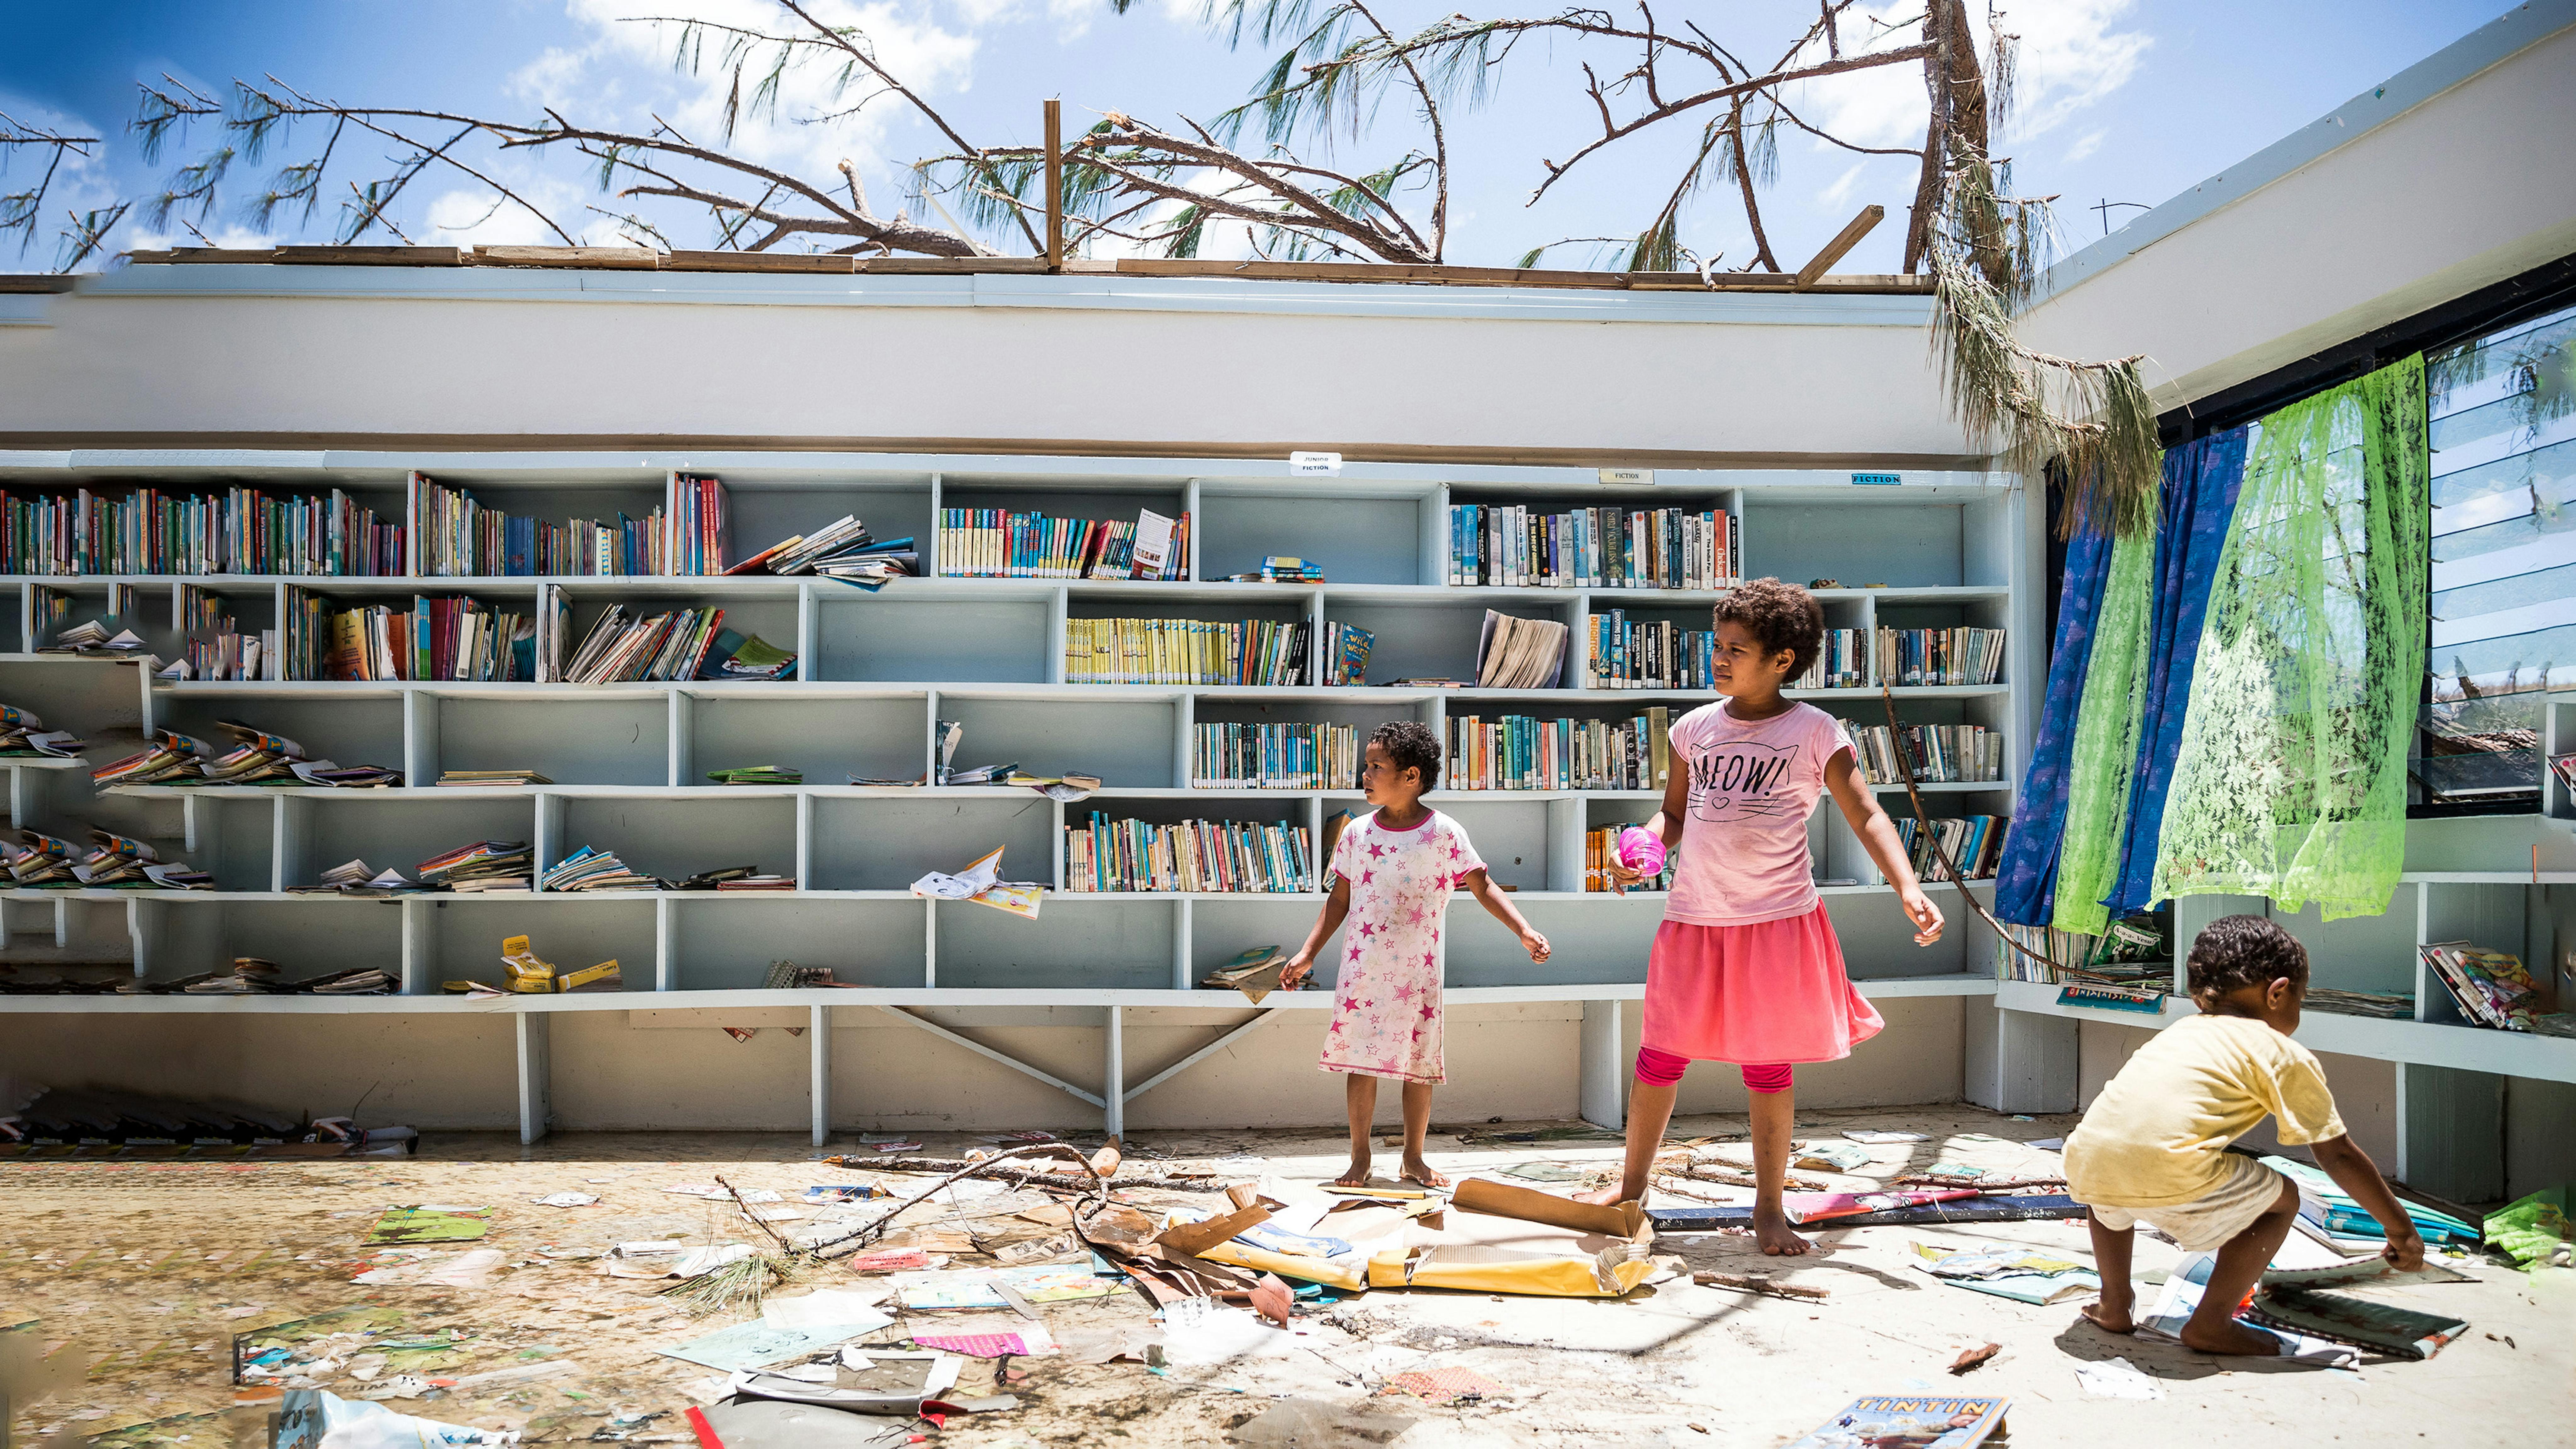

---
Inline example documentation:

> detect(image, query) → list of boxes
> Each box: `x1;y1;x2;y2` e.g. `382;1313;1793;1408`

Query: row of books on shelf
1190;722;1359;790
94;723;402;790
1063;618;1311;686
554;605;795;685
6;829;209;890
1446;709;1672;792
1587;614;1718;690
2420;941;2576;1035
938;508;1186;580
1582;826;1676;891
1893;814;2005;880
1449;503;1736;589
1880;627;2005;687
2;486;405;577
1798;629;1869;690
413;475;666;577
1062;812;1317;893
1849;723;2005;785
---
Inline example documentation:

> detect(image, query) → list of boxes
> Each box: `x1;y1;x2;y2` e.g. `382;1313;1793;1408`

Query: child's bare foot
1331;1158;1373;1188
1399;1157;1450;1189
2179;1318;2284;1356
2079;1297;2136;1335
1573;1183;1637;1206
1753;1203;1811;1256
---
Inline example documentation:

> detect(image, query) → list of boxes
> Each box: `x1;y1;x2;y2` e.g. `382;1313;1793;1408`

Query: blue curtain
1993;517;2120;926
2103;425;2251;918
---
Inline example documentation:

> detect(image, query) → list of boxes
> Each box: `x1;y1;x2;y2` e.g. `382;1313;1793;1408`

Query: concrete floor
2;1103;2565;1448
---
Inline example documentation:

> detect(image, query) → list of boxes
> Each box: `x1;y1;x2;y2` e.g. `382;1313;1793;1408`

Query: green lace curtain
2051;522;2156;937
2151;355;2430;920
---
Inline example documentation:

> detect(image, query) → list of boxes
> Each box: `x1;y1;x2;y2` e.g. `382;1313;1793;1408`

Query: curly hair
2187;914;2309;1003
1370;719;1443;791
1711;577;1825;681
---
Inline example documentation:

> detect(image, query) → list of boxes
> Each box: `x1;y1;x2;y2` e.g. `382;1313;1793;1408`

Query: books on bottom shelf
1474;610;1569;689
1446;708;1669;791
1584;827;1674;891
1063;812;1315;893
1893;815;2004;880
1191;722;1356;790
2419;941;2575;1034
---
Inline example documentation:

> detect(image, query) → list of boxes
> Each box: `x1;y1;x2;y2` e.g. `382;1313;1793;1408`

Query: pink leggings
1634;1046;1790;1093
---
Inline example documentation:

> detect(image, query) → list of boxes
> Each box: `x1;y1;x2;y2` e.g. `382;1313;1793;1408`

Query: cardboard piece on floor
1452;1177;1646;1240
1155;1203;1274;1257
694;1399;918;1448
1320;1183;1427;1199
1368;1243;1657;1297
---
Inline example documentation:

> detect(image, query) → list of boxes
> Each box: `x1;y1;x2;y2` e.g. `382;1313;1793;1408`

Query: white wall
2019;4;2576;409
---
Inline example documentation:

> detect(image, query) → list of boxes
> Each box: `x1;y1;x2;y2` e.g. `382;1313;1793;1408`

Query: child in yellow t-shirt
2065;914;2422;1355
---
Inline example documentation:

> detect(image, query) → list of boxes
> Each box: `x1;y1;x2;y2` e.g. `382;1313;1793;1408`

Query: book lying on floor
2136;1251;2361;1364
1782;1396;2008;1449
2247;1285;2468;1360
2263;1154;2481;1244
1908;1241;2099;1304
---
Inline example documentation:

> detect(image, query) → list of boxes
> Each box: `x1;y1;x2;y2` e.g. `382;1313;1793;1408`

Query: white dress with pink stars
1318;808;1486;1085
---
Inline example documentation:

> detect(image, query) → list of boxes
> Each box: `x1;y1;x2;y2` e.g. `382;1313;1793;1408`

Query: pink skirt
1639;905;1883;1064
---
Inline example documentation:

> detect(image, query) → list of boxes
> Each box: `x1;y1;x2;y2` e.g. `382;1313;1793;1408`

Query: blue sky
0;1;2516;273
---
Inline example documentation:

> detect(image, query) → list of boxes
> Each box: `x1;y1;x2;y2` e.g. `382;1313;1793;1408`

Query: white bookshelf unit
0;452;2035;1142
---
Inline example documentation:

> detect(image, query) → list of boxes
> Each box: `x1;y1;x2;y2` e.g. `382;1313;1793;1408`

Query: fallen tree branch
1695;1270;1829;1302
805;1143;1114;1260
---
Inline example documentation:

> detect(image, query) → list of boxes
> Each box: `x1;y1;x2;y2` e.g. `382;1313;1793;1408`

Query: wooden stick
1882;685;2056;972
713;1173;792;1253
1043;98;1064;272
1794;204;1884;290
1695;1270;1829;1302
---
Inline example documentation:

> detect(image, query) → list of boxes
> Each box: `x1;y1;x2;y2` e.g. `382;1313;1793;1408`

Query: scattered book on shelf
1894;815;2006;880
1063;812;1315;893
1875;626;2005;687
1325;623;1372;686
557;605;733;684
1225;556;1322;584
727;513;868;574
908;846;1046;918
939;506;1191;580
1063;618;1310;686
419;840;533;892
1447;709;1669;791
491;934;624;994
702;630;797;681
3;483;403;575
1847;723;2005;784
1585;826;1675;891
2419;941;2553;1031
708;765;802;786
294;859;419;895
2303;987;2416;1019
1588;612;1718;690
1201;946;1299;1002
943;762;1017;785
0;704;81;759
6;829;210;890
92;720;401;791
541;847;660;893
1012;771;1102;802
848;772;929;786
436;769;553;787
1793;628;1869;689
1474;611;1569;689
764;961;846;988
682;866;795;891
1449;502;1735;589
1192;722;1357;789
411;472;665;576
41;619;148;656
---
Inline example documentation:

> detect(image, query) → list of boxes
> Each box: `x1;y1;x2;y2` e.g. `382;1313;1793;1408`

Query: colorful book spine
1062;812;1314;892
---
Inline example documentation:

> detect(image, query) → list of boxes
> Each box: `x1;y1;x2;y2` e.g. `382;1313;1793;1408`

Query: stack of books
436;769;552;787
1893;815;2007;879
0;484;404;575
1993;922;2097;984
728;514;869;573
0;704;81;759
1191;722;1357;789
6;830;212;890
940;507;1188;580
1875;627;2006;687
93;734;208;788
42;620;146;656
1062;618;1310;686
412;472;665;576
296;859;416;894
1473;611;1569;689
1584;826;1676;891
1252;556;1324;583
542;846;659;893
1848;723;2004;784
1447;709;1671;792
1449;502;1735;589
558;606;732;684
1062;813;1316;893
419;840;533;891
677;866;794;891
1588;613;1720;690
2304;987;2416;1019
2420;941;2553;1031
812;540;919;591
1794;629;1871;689
1325;623;1372;686
707;765;802;786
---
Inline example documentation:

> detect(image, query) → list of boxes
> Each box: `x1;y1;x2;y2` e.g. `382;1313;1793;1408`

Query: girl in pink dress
1580;578;1944;1255
1281;721;1550;1189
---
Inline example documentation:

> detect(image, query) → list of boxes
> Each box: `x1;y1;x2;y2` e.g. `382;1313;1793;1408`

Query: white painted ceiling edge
2018;0;2576;411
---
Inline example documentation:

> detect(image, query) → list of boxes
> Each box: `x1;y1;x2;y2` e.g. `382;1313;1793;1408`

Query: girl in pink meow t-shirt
1579;578;1945;1257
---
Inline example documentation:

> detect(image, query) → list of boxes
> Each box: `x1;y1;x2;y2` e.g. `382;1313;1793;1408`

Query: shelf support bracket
875;1005;1107;1109
1122;1008;1281;1104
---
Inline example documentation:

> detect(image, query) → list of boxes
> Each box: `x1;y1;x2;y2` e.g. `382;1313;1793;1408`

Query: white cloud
2062;127;2106;163
508;47;594;107
1783;1;2150;155
1817;160;1866;211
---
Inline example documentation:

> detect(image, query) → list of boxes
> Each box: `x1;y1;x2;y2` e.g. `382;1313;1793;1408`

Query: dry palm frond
659;1250;791;1316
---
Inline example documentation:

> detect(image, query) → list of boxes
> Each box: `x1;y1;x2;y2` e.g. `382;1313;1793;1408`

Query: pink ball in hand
1616;826;1666;876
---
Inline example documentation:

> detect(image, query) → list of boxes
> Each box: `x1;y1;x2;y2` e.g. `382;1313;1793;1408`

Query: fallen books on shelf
1200;946;1295;1002
180;958;395;996
41;619;148;656
2419;940;2553;1031
707;765;802;786
558;605;734;684
675;866;794;891
1224;555;1323;584
1447;709;1670;791
7;829;209;890
2303;987;2416;1019
295;859;419;895
436;769;552;787
909;846;1044;918
703;630;797;681
1473;611;1569;690
485;934;623;994
541;847;660;893
1063;813;1315;893
0;705;81;759
93;720;403;791
418;840;533;892
1191;722;1357;790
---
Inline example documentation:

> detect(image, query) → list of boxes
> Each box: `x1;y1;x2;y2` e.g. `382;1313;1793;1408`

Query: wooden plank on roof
470;246;661;269
0;276;78;294
166;248;285;264
274;246;465;266
851;256;1048;274
662;251;857;274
